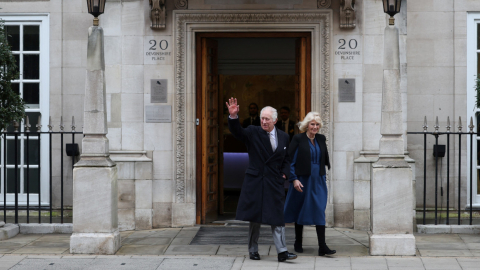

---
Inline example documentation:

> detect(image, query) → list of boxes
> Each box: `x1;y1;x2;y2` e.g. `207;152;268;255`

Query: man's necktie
251;117;254;125
282;121;286;132
269;132;276;151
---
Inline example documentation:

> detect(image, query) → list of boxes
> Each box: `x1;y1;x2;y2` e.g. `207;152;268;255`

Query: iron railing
1;116;82;224
408;116;476;225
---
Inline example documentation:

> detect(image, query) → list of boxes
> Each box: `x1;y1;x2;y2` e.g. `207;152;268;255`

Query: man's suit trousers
248;222;288;254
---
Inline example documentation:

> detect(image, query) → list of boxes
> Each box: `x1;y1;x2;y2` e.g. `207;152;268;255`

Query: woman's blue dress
284;140;328;225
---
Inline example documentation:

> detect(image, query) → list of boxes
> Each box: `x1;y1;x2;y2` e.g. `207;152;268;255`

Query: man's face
260;109;277;132
249;105;258;116
279;109;289;121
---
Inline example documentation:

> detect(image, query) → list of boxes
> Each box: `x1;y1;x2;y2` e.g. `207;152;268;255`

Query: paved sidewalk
0;226;480;269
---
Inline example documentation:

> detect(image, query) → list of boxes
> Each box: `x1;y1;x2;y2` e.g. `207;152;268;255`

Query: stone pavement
0;226;479;269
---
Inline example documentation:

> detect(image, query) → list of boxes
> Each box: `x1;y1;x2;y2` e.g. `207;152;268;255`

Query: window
0;14;49;206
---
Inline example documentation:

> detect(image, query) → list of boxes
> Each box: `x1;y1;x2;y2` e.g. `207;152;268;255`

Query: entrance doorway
196;32;311;224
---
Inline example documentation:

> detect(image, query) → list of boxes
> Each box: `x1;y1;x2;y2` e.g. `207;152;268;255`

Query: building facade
0;0;478;230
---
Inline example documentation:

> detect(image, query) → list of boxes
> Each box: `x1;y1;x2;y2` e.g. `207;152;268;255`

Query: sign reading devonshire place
144;36;172;65
338;78;355;102
334;35;362;64
145;105;172;123
151;79;167;103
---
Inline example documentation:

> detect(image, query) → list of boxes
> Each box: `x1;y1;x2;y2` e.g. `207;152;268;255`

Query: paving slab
90;258;164;270
116;244;168;255
164;245;219;255
158;257;234;270
11;246;69;254
418;249;474;257
26;241;70;248
122;237;172;245
416;242;468;250
277;256;315;269
217;245;270;256
420;257;463;269
414;234;464;243
386;257;424;267
170;237;193;245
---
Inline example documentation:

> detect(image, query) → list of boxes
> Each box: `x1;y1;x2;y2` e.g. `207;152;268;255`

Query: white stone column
369;23;415;256
70;26;121;254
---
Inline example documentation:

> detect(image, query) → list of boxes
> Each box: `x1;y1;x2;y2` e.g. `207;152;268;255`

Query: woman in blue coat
284;112;336;256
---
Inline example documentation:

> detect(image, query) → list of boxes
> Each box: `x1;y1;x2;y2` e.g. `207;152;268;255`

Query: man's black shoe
277;251;297;262
249;252;260;260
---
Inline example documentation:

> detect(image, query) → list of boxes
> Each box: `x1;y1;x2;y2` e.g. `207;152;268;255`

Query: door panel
201;38;219;223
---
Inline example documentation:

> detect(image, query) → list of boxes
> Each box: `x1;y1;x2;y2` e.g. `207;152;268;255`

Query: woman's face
307;120;320;134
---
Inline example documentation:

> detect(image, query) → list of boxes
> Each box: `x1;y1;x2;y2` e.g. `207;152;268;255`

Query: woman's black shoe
318;243;336;256
294;242;304;253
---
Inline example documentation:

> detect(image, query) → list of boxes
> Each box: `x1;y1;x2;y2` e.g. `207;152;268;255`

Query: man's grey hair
260;106;278;121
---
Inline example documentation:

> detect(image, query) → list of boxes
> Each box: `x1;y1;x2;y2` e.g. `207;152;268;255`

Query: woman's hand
293;180;303;192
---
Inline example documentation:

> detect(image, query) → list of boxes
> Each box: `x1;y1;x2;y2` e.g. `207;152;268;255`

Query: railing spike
469;116;475;133
48;116;53;132
60;116;64;131
36;115;42;132
71;116;76;132
25;116;31;133
458;116;463;132
433;116;439;134
446;116;451;133
13;121;19;132
423;116;428;132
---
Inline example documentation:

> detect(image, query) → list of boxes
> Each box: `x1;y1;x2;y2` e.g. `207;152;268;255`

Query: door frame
195;32;312;224
172;10;333;227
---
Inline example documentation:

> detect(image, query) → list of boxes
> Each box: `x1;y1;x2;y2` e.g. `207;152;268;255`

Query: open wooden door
295;36;311;125
200;38;219;223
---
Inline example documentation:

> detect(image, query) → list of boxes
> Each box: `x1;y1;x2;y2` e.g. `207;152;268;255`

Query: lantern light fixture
86;0;106;26
382;0;402;25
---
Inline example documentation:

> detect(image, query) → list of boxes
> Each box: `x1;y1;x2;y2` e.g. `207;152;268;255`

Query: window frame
0;14;50;206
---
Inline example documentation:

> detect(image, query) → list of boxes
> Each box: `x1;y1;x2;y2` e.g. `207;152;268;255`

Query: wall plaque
145;105;172;123
338;78;355;102
334;35;362;64
144;36;173;65
151;79;167;103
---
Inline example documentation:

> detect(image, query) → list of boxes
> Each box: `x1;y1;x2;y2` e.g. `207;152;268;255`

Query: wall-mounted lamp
382;0;402;25
86;0;106;26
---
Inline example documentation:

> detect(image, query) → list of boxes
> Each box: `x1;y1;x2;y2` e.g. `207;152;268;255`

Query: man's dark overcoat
228;117;290;226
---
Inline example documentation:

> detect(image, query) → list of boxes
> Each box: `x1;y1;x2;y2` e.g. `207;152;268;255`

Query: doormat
190;226;295;245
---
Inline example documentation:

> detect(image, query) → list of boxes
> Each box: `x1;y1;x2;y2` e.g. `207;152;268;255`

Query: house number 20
149;40;168;50
338;39;358;50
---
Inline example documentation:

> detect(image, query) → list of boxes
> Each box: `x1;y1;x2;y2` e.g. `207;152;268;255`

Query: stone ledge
417;225;480;234
0;224;19;241
110;151;152;162
369;234;416;256
19;223;73;234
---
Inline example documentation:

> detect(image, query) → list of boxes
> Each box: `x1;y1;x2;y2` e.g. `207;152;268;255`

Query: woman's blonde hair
297;112;323;133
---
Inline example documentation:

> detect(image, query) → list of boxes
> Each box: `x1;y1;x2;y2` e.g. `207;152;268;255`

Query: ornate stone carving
340;0;356;28
149;0;166;29
174;12;332;204
318;0;331;9
175;0;188;9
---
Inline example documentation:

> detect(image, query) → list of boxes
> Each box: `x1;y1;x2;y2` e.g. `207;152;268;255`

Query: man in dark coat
275;106;296;141
242;102;261;128
226;97;297;262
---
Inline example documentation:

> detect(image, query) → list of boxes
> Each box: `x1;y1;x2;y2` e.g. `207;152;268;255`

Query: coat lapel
259;128;274;156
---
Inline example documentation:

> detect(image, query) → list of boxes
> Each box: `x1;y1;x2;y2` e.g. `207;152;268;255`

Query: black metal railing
408;116;476;225
1;116;82;224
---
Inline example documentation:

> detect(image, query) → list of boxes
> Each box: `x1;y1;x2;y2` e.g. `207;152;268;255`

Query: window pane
26;112;41;134
478;23;480;50
11;83;19;95
4;25;20;51
24;168;39;194
13;54;20;80
23;83;39;108
23;54;39;79
6;168;20;193
6;139;21;165
23;26;39;51
23;138;39;165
